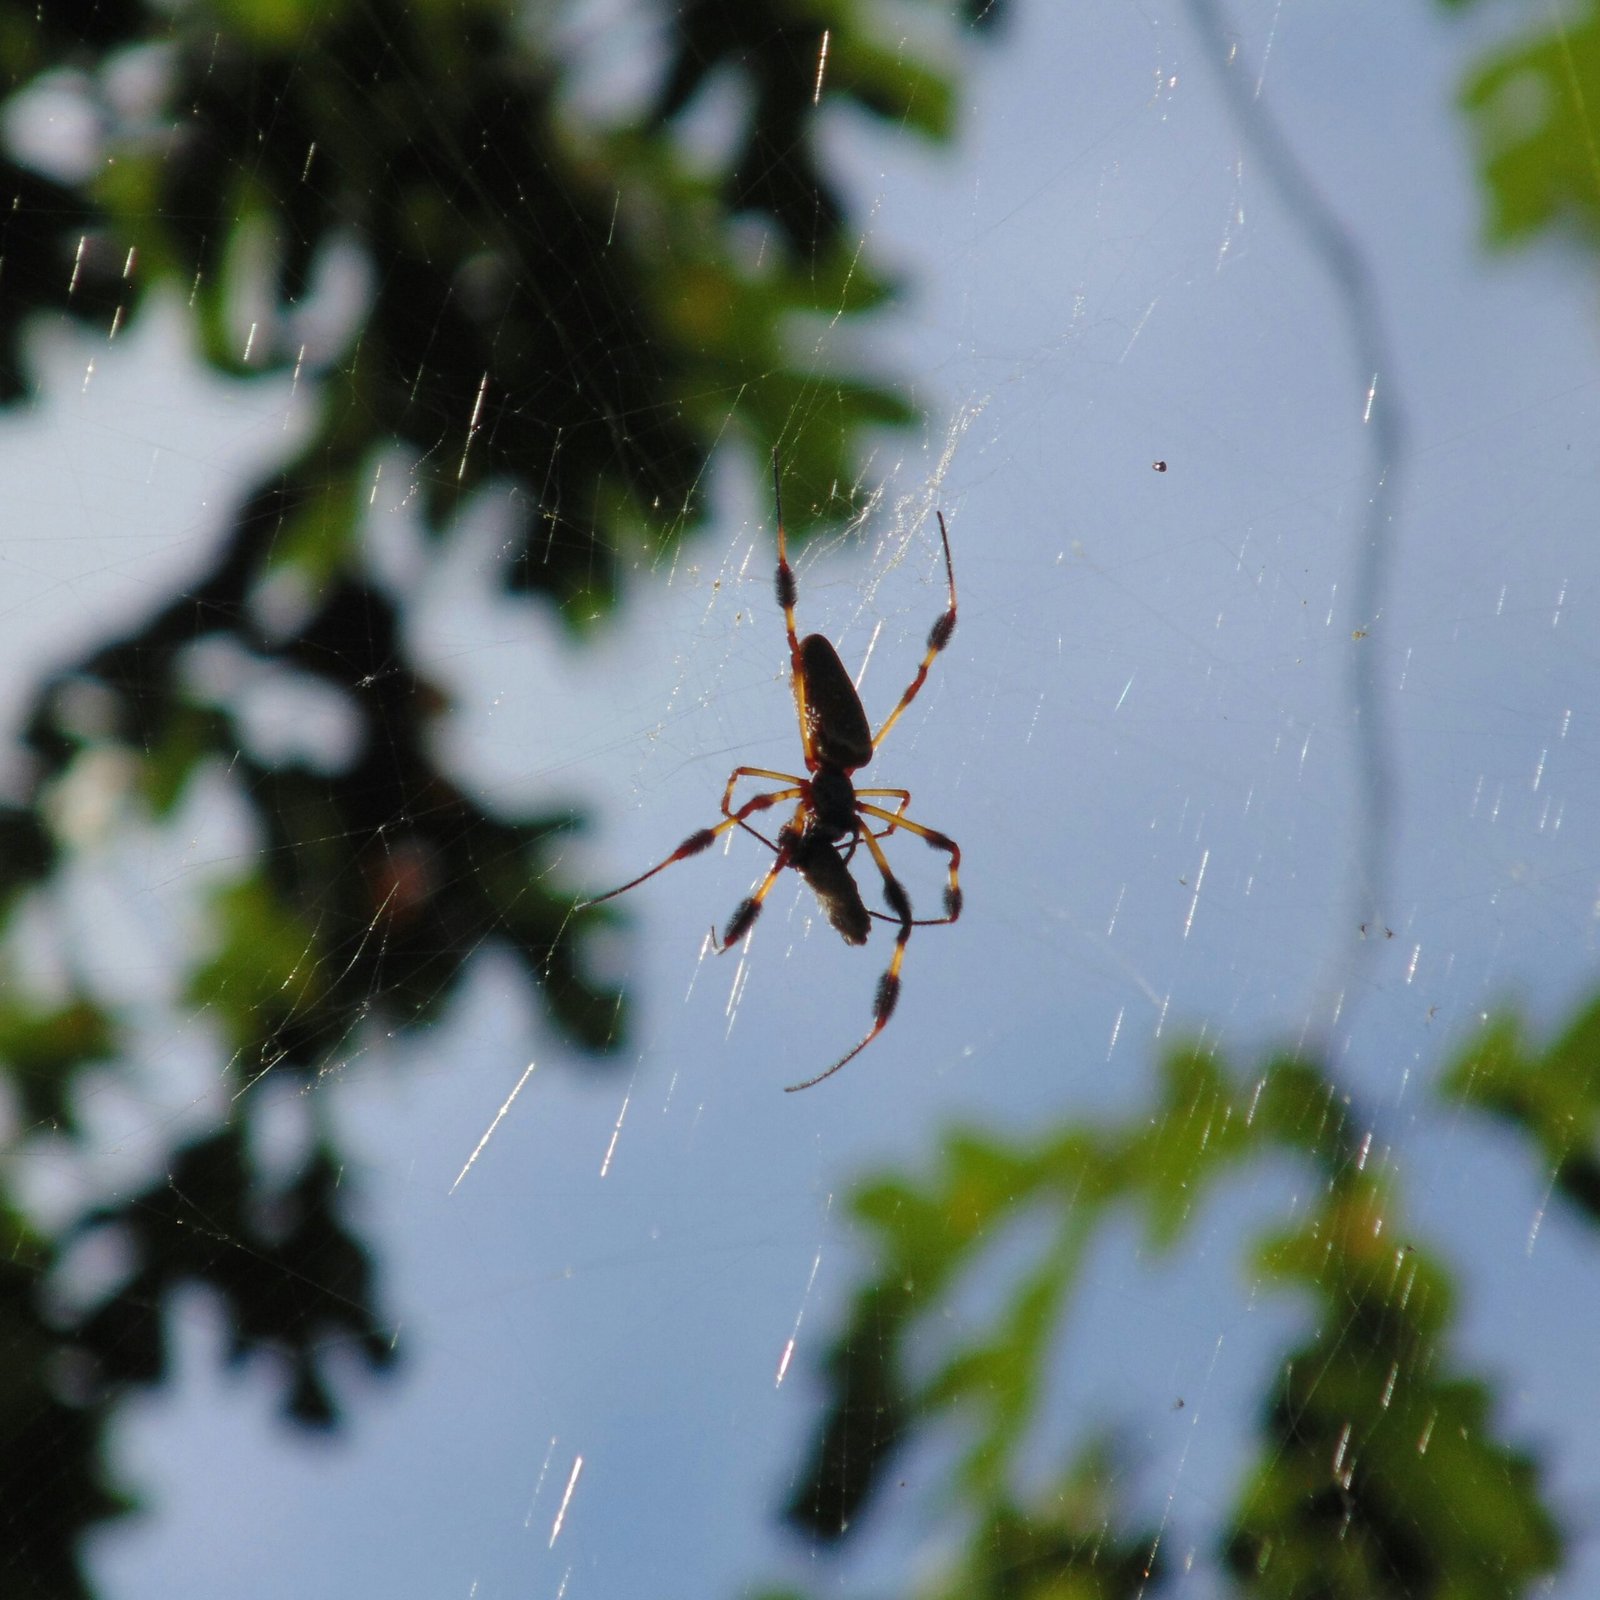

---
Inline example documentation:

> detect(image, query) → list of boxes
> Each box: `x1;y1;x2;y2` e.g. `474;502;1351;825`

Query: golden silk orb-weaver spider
586;456;962;1091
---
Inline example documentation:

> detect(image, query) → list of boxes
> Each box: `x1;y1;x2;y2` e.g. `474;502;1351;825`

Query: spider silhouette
588;458;961;1090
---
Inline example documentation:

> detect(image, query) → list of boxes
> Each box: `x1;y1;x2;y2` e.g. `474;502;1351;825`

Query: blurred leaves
1441;998;1600;1224
651;0;959;252
759;13;1600;1589
942;1453;1165;1600
0;1206;132;1600
0;159;103;402
0;992;111;1133
70;1127;397;1426
781;1032;1566;1598
0;1128;389;1594
1443;0;1600;251
0;0;996;1592
12;5;1589;1599
1229;1182;1557;1599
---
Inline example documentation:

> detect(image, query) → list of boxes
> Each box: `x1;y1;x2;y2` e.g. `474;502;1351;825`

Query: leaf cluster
771;1011;1593;1598
0;2;998;1593
1443;0;1600;253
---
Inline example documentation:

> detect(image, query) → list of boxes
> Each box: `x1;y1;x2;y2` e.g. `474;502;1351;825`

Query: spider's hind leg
856;787;911;842
785;829;912;1091
858;801;962;922
713;806;808;951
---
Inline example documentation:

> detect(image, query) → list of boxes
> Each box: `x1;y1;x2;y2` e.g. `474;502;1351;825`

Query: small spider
587;456;962;1090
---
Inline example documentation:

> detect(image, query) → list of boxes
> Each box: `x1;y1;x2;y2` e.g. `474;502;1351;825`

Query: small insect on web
584;454;962;1091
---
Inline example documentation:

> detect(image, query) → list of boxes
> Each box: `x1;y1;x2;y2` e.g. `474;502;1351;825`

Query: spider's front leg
583;786;803;908
771;454;819;773
722;766;807;820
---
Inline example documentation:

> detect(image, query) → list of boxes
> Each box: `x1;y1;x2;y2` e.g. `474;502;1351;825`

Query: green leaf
0;994;114;1133
1441;1000;1600;1223
1456;1;1600;248
927;1439;1165;1600
187;874;327;1062
0;1207;134;1600
786;1035;1567;1597
1231;1242;1557;1598
141;704;233;816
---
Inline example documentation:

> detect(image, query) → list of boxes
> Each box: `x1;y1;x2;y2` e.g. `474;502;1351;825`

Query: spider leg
785;829;912;1091
869;511;956;752
734;817;781;853
582;787;803;907
713;803;808;950
723;766;806;818
857;802;962;922
772;453;819;773
855;787;911;839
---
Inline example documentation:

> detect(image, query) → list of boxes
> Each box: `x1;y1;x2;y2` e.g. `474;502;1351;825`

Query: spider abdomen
799;634;872;771
784;825;871;945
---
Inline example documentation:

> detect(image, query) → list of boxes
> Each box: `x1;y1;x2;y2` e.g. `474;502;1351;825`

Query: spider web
2;2;1597;1598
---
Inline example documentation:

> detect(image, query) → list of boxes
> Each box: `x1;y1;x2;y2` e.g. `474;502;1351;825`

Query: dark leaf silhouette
0;3;993;1592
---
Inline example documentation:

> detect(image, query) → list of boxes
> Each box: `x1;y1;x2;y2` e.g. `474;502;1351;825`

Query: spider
587;457;962;1091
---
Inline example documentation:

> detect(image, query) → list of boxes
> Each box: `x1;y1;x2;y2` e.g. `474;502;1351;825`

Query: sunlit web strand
450;1058;538;1192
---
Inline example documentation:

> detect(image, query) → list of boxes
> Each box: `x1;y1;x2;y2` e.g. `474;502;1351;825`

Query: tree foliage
750;5;1600;1596
0;2;1592;1597
0;2;996;1591
772;1017;1582;1598
1440;0;1600;253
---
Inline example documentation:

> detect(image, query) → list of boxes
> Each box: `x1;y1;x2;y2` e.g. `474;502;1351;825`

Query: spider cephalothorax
586;456;961;1090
